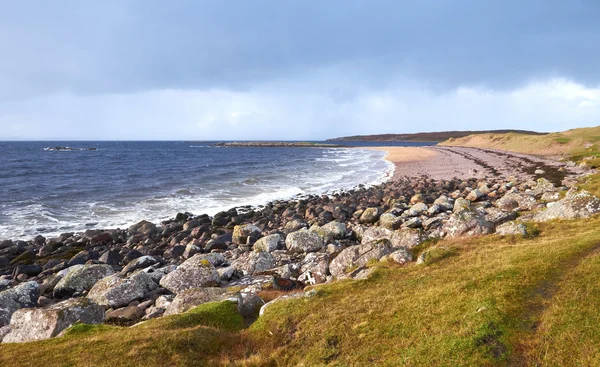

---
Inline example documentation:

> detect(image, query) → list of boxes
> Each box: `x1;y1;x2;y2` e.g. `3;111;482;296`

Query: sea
0;141;434;240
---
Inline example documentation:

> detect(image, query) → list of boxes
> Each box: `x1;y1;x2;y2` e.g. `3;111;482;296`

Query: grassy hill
326;130;545;143
3;209;600;366
441;126;600;167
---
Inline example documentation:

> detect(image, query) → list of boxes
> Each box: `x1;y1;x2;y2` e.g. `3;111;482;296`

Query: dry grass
3;216;600;366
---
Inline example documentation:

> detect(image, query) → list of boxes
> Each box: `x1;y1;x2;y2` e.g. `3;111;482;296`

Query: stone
495;192;537;211
541;191;561;202
53;264;115;298
230;251;275;276
140;264;177;283
105;306;144;325
285;229;323;253
299;252;330;284
0;281;39;327
232;224;261;244
195;253;226;267
391;228;425;249
121;256;158;275
405;203;428;217
496;221;528;236
98;250;122;265
88;272;157;308
2;298;104;343
309;221;346;244
484;207;518;226
378;213;401;230
238;292;265;319
359;207;381;224
283;219;308;233
453;198;472;213
532;188;600;222
443;208;494;238
164;287;240;316
361;226;393;245
329;240;392;278
253;234;281;252
402;217;422;229
67;250;99;266
382;248;413;265
466;189;485;202
159;254;220;294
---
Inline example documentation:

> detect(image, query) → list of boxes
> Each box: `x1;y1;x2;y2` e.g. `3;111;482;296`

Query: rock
121;256;158;275
105;306;144;325
382;248;413;265
453;198;472;213
88;272;157;308
283;219;308;233
496;221;528;236
299;252;330;284
532;188;600;222
534;169;545;175
195;253;226;267
495;192;537;211
230;251;275;276
238;292;265;319
484;207;518;226
67;250;99;266
0;282;39;327
378;213;401;230
259;292;306;316
159;254;220;294
53;264;115;298
466;189;484;202
253;234;281;253
391;228;425;249
410;194;424;204
443;207;494;238
98;250;122;265
541;191;561;202
329;240;392;278
285;229;323;253
359;207;381;224
361;226;393;244
164;288;241;316
140;264;177;283
232;224;261;244
2;298;104;343
0;325;9;342
402;217;422;229
309;221;346;244
423;217;444;230
405;203;428;217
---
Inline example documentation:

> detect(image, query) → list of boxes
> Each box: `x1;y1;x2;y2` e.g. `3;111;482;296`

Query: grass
4;217;600;366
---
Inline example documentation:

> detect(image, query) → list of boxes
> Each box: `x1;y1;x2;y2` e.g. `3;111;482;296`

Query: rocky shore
0;147;598;344
213;141;342;148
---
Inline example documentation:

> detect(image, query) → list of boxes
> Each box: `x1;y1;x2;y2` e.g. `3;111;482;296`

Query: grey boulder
285;229;323;253
0;281;39;327
88;271;157;308
159;254;220;294
53;264;115;298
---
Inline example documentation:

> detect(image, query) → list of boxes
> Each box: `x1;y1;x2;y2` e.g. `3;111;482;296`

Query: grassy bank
3;212;600;366
440;126;600;166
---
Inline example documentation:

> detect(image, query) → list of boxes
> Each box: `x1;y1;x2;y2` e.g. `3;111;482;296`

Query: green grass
4;217;600;366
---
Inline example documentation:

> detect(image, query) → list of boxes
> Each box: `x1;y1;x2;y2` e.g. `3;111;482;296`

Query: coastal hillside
327;130;545;143
441;126;600;165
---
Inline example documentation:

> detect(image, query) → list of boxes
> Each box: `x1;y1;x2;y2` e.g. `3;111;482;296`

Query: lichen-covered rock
391;228;425;248
88;272;157;308
453;198;472;213
329;240;392;278
404;203;428;217
299;252;330;284
532;188;600;222
285;229;323;253
232;224;261;244
484;207;518;226
378;213;401;230
0;281;39;328
309;221;346;244
382;248;413;265
53;264;115;298
230;251;275;275
495;192;537;211
164;288;240;316
2;298;104;343
253;234;281;253
496;221;528;236
443;208;494;238
283;219;308;233
159;254;220;294
120;256;158;275
359;207;381;224
361;226;393;244
401;217;422;229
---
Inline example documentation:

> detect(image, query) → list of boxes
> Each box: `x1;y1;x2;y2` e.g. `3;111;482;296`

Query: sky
0;1;599;140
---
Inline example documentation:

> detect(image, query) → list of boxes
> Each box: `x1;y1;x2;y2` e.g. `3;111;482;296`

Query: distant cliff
327;130;545;143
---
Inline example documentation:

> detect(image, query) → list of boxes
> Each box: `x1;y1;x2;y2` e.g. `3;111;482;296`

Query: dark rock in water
99;250;122;266
0;240;14;250
32;235;46;246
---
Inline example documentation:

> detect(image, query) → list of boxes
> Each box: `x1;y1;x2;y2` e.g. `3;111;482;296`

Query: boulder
230;251;275;276
0;282;39;327
329;240;392;278
359;207;381;224
401;217;422;229
484;207;518;226
532;189;600;222
391;228;425;249
2;298;103;343
378;213;401;230
495;192;537;211
120;256;158;275
105;306;144;325
159;255;220;294
382;248;413;265
309;221;346;244
253;234;281;253
164;288;241;316
299;252;330;284
88;272;157;308
285;229;323;253
53;264;115;298
98;250;122;265
443;207;494;238
466;189;484;202
496;221;528;236
404;203;428;217
361;227;393;245
232;224;261;244
283;219;308;233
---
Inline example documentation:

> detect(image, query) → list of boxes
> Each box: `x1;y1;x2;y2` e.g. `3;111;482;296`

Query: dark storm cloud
1;0;599;99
